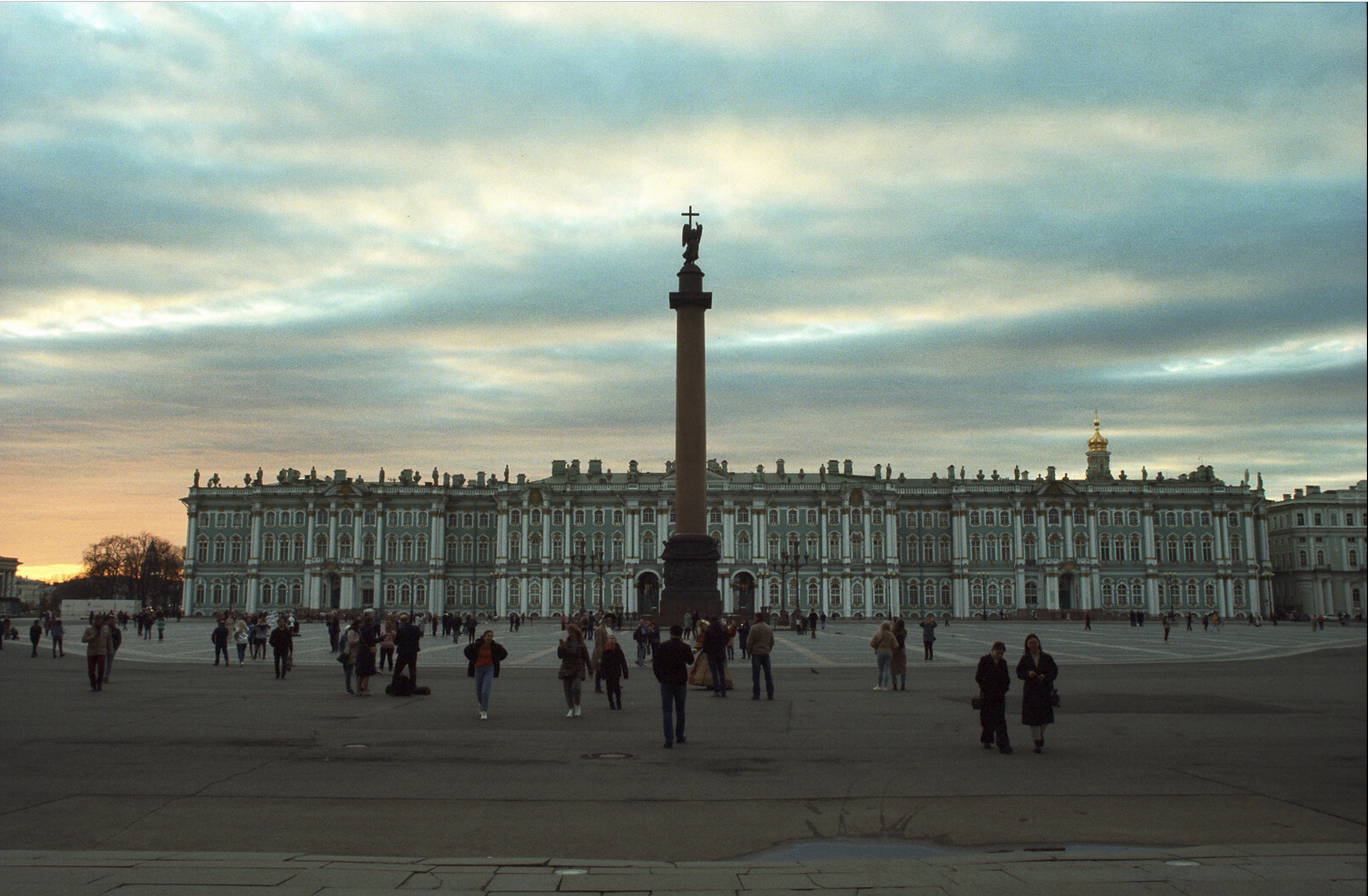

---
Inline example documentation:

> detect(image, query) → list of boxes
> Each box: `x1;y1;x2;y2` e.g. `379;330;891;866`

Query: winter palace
181;419;1285;621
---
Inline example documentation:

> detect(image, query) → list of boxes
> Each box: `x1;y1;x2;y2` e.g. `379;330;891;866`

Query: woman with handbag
975;641;1012;753
557;624;594;718
1016;633;1058;753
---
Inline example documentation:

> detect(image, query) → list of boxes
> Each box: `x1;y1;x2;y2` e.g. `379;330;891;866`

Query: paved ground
1;619;1363;894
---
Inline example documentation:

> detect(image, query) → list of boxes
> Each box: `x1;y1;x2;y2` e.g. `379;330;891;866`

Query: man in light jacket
746;612;775;700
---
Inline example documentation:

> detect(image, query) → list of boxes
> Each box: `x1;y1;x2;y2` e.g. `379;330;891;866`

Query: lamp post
772;550;809;626
1166;572;1177;623
591;555;611;620
569;550;606;618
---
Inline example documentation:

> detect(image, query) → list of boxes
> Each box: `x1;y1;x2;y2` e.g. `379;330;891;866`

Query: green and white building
182;419;1274;620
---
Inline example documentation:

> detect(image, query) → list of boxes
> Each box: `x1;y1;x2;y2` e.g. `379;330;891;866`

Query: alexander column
659;207;722;624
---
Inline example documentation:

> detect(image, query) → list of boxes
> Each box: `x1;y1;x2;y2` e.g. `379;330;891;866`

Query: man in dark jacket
701;616;729;697
975;641;1012;753
392;612;423;689
211;618;230;666
268;617;293;679
652;624;694;749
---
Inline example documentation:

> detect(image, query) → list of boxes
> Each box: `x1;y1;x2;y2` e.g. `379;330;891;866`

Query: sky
1;2;1365;582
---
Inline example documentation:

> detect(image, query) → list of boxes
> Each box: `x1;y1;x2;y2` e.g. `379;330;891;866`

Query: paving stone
485;871;562;891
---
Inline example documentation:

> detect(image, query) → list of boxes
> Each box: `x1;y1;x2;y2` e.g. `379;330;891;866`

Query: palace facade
1267;480;1367;618
182;419;1275;620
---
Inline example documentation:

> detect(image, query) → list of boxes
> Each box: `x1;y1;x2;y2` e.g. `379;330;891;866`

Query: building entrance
732;572;756;616
1059;573;1074;612
636;573;661;618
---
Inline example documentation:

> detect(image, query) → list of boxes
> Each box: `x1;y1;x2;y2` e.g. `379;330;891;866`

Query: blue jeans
876;651;892;688
474;665;495;711
343;662;353;692
708;657;727;695
660;682;687;744
751;654;773;698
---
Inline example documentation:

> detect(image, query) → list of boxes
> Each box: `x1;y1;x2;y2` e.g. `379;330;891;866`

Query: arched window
509;534;521;563
213;537;226;564
314;533;328;558
871;533;884;563
1229;535;1242;562
508;579;521;610
1047;508;1060;526
1024;535;1037;562
971;579;984;606
1201;537;1213;563
400;536;413;563
939;535;951;563
262;534;276;563
416;536;428;562
1102;580;1115;605
530;535;542;563
1025;580;1038;606
906;581;920;607
1000;535;1012;562
969;510;981;527
736;532;751;564
970;535;982;561
386;536;398;562
850;535;864;563
338;534;352;559
1073;534;1088;558
1129;534;1142;561
1183;536;1196;563
1099;535;1111;562
197;536;209;562
551;534;563;561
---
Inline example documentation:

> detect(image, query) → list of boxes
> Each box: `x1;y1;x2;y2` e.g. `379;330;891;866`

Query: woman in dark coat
598;634;629;710
354;616;378;696
1016;632;1058;753
975;641;1012;753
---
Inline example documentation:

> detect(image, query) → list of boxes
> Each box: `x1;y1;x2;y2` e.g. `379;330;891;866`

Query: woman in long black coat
1016;633;1058;753
354;616;378;696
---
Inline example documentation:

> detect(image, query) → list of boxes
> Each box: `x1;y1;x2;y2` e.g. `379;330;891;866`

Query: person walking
392;612;423;690
599;634;629;710
102;617;121;684
1017;633;1059;753
50;617;65;657
890;618;909;691
234;616;250;665
976;641;1012;753
464;630;508;720
557;624;594;718
268;616;294;679
919;614;938;660
340;617;360;694
870;621;898;690
80;614;114;691
808;609;819;639
1162;614;1172;642
378;616;397;672
1083;611;1092;631
634;619;651;667
29;619;42;657
592;617;611;694
355;614;378;695
653;624;694;748
746;612;775;700
211;617;230;666
701;615;729;697
156;613;166;641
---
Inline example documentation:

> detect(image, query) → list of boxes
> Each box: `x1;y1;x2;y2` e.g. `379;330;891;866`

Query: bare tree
80;533;184;609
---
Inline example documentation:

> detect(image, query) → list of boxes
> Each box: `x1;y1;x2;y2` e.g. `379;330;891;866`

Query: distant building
181;419;1274;621
1267;481;1367;618
0;557;19;616
14;577;52;610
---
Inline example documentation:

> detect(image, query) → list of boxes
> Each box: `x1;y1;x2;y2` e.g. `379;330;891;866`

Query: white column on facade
184;505;199;612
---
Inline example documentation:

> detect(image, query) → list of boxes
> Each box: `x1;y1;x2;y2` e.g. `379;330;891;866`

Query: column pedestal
660;533;721;625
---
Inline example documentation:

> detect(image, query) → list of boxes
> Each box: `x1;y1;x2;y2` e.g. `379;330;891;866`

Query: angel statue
682;211;702;264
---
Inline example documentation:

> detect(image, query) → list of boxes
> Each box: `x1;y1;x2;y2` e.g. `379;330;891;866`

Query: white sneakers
479;710;488;721
566;709;574;718
573;706;582;717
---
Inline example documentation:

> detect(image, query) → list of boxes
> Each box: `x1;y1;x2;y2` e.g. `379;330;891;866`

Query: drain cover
342;743;367;749
582;751;634;760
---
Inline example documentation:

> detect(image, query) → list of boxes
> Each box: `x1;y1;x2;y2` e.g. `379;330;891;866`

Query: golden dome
1088;412;1108;452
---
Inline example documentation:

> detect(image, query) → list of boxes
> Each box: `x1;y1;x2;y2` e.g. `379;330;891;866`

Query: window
510;509;521;526
1047;508;1060;526
1182;511;1194;528
970;535;982;561
1099;510;1110;527
709;507;723;525
806;508;818;526
1229;535;1242;562
768;509;780;526
509;535;521;564
1024;509;1035;526
196;536;208;562
1100;535;1111;562
213;537;225;563
553;509;565;526
265;510;277;527
736;507;750;524
1025;581;1038;607
574;509;585;526
787;508;799;526
1000;511;1011;527
969;510;980;527
1314;513;1323;526
1202;537;1213;563
1073;507;1085;525
595;508;606;526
